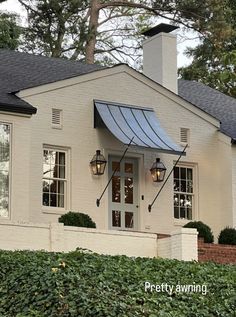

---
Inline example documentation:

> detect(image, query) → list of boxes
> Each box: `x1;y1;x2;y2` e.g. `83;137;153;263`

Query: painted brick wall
158;228;198;261
0;221;157;257
14;66;233;238
198;238;236;264
0;222;198;261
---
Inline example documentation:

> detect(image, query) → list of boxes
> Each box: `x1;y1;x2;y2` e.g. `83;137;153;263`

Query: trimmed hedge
218;227;236;245
0;250;235;316
184;221;214;243
58;211;96;228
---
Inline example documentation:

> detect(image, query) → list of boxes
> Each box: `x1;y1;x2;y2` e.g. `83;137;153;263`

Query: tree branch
99;1;157;14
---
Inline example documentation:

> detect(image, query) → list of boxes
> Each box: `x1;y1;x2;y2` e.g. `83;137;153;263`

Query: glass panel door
109;156;139;230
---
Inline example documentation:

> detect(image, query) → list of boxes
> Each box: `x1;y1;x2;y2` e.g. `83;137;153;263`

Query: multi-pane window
0;123;10;218
173;166;193;220
42;149;67;208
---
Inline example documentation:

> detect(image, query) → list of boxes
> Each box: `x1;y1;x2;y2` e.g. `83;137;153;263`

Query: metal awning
94;100;184;155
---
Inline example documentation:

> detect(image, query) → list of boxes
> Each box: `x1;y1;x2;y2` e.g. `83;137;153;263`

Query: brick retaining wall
198;238;236;264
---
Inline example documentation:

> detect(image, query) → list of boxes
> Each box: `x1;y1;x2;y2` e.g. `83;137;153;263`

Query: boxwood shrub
0;250;235;316
183;221;214;243
58;211;96;228
218;227;236;245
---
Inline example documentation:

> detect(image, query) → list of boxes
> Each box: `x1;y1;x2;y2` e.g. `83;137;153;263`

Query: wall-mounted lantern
150;158;166;182
90;150;107;175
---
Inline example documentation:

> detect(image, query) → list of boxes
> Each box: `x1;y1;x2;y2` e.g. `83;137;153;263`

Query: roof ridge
0;49;85;65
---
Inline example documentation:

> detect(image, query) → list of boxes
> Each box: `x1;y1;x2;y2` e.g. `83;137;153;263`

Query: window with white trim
173;165;194;220
42;148;67;208
0;123;10;217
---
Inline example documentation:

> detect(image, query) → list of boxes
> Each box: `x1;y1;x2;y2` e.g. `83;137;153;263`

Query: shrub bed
58;211;96;228
218;227;236;245
0;250;235;316
184;221;214;243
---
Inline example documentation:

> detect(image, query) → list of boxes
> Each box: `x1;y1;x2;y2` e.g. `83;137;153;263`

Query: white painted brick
0;68;234;240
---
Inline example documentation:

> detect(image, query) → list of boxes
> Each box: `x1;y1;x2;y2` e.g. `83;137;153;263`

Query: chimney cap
142;23;178;37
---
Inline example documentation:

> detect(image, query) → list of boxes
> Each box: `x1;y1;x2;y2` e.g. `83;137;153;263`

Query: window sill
173;218;191;226
0;216;11;223
42;207;66;215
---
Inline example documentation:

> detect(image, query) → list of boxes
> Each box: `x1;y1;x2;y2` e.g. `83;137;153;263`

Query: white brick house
0;23;235;247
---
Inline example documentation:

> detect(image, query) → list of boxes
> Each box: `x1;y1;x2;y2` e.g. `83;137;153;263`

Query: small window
52;109;62;129
180;128;189;144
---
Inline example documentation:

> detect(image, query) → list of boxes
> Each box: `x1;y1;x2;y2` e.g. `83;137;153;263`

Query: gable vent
180;128;189;144
52;109;62;128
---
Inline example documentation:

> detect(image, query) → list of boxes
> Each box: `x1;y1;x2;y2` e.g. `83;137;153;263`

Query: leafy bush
218;227;236;245
58;211;96;228
184;221;214;243
0;250;235;316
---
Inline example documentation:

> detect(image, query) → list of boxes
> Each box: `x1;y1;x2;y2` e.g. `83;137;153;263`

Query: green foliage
179;0;236;97
0;12;21;50
58;211;96;228
184;221;214;243
0;250;235;316
19;0;89;59
218;227;236;245
18;0;229;66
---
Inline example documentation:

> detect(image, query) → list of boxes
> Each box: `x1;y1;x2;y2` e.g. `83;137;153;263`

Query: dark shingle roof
1;49;236;140
178;79;236;140
0;49;104;114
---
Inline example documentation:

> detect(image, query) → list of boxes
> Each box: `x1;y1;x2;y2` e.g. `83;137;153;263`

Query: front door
108;156;139;230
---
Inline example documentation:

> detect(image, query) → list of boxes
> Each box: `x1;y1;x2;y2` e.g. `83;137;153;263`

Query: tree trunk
85;0;100;64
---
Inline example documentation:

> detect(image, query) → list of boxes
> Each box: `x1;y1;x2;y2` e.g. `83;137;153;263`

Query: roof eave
0;102;37;115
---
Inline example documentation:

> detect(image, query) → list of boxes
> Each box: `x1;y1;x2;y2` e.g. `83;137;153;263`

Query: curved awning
94;100;184;155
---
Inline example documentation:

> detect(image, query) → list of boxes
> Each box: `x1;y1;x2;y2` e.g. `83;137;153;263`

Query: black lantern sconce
90;150;107;175
150;158;166;182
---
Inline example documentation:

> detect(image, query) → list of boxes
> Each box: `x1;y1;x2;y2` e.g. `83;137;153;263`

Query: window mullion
173;165;194;220
42;149;67;209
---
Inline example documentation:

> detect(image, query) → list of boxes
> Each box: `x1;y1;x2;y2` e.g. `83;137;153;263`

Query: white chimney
142;23;178;94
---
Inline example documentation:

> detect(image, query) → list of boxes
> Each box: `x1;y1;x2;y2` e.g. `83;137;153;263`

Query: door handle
136;205;139;208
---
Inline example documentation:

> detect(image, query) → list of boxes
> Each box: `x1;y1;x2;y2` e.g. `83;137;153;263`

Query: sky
0;0;199;67
0;0;24;16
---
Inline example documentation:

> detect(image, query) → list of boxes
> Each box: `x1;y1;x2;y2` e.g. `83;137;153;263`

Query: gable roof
0;49;104;114
1;49;236;141
178;79;236;141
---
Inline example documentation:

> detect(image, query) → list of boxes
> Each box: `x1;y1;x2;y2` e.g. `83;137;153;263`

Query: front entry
108;156;139;230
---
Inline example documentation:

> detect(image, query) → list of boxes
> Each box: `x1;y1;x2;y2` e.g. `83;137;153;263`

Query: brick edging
198;238;236;264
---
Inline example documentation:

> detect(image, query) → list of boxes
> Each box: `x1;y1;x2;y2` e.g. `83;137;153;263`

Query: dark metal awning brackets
96;137;134;207
148;144;188;212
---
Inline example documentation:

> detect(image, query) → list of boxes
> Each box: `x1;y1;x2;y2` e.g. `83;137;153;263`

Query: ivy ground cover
0;250;235;316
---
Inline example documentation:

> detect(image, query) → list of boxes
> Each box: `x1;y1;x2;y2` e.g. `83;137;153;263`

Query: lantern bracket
148;144;188;212
96;137;134;207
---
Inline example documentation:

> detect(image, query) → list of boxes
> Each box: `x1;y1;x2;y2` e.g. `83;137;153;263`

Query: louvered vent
180;128;189;144
52;109;62;128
